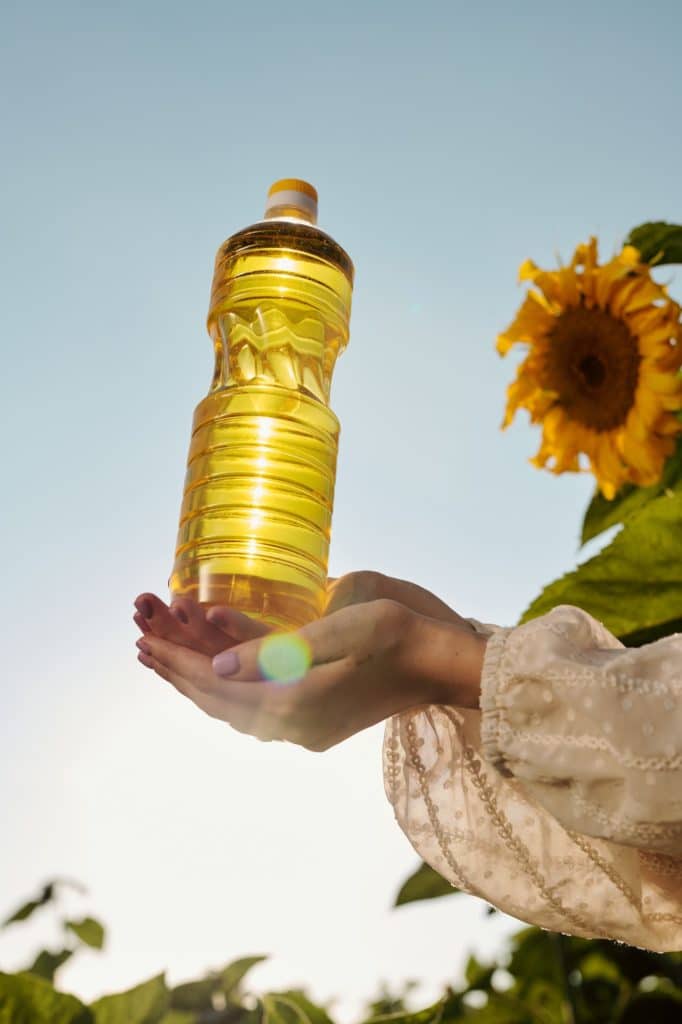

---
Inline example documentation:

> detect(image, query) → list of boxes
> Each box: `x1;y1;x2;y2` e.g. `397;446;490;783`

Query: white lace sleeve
383;607;682;951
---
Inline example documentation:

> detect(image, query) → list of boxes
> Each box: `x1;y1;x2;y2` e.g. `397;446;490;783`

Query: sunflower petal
497;293;555;355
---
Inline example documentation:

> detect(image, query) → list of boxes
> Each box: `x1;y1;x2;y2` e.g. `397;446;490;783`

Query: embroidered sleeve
383;607;682;951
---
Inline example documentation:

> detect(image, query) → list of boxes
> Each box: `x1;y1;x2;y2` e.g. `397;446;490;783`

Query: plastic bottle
169;180;354;629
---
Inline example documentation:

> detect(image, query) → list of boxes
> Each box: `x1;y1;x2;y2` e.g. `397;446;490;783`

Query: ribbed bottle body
169;211;353;629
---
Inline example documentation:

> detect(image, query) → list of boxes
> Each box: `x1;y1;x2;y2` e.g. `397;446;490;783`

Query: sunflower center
578;354;607;389
543;306;641;432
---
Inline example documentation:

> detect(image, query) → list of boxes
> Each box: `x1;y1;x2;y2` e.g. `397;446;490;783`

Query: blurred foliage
1;877;680;1023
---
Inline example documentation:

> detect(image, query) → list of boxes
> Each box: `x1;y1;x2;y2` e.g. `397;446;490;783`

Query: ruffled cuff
479;627;514;774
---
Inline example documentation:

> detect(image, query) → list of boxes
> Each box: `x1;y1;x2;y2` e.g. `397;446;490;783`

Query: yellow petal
619;245;642;267
496;293;555;355
642;370;682;395
657;414;682;435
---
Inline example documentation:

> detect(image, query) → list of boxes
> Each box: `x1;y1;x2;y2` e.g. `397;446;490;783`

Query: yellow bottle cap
264;178;318;224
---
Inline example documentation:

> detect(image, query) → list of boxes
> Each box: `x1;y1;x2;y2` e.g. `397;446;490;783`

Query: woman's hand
135;600;486;751
132;571;474;655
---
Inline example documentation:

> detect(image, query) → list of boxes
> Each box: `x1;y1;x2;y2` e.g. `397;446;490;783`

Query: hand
135;599;486;751
132;571;474;655
324;571;475;630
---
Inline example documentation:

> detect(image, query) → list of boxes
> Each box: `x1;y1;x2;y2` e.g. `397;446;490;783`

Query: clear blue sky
2;0;681;1013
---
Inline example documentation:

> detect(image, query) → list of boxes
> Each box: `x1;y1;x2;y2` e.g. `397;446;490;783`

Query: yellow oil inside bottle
169;183;354;629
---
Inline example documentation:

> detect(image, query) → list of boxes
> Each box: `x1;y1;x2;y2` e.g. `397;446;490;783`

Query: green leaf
363;997;445;1024
66;918;106;950
157;1014;196;1024
464;956;495;993
28;949;74;982
507;928;563;988
521;484;682;638
271;991;335;1024
2;879;87;928
169;977;216;1012
394;863;458;907
2;885;55;927
516;979;567;1021
577;951;624;986
91;975;168;1024
220;956;268;999
625;222;682;265
262;994;314;1024
0;971;92;1024
618;616;682;648
581;436;682;545
456;994;529;1023
170;955;266;1014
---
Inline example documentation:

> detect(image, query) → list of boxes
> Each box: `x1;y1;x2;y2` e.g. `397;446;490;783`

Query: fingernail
135;598;153;619
206;607;230;626
170;604;189;624
213;650;239;676
133;611;150;632
136;638;152;655
137;651;153;668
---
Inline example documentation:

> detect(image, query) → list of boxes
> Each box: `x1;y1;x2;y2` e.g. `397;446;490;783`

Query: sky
2;0;682;1015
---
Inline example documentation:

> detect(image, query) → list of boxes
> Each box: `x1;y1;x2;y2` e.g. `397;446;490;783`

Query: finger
324;573;381;614
134;611;152;635
211;661;355;747
134;592;249;656
169;596;257;655
137;635;220;693
212;604;373;682
134;592;192;641
205;606;272;642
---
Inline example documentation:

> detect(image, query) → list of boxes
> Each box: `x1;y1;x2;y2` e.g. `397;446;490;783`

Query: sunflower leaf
27;948;75;982
394;863;459;907
581;435;682;545
625;222;682;265
522;481;682;639
90;974;168;1024
0;971;92;1023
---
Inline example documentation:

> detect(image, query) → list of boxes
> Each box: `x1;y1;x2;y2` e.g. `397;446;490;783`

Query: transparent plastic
169;202;354;629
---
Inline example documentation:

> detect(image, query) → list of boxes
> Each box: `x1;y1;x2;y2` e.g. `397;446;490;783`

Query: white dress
383;605;682;951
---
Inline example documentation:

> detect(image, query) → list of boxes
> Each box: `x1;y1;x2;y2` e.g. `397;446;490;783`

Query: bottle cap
264;178;318;224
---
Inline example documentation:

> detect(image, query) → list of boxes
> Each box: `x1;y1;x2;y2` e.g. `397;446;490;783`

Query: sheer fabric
383;605;682;951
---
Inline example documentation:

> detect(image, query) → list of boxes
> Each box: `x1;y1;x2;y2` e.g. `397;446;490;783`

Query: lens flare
258;633;312;685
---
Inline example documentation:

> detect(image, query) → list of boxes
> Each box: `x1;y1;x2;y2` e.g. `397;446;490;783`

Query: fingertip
206;606;230;626
170;603;189;625
134;593;157;619
133;611;151;634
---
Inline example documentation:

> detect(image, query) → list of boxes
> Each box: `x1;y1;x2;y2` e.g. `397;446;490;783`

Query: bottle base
169;571;323;631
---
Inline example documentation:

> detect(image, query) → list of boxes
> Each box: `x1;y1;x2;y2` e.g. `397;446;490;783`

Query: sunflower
498;238;682;499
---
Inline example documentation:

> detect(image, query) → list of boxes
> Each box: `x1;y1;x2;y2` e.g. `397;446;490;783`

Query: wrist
407;616;487;709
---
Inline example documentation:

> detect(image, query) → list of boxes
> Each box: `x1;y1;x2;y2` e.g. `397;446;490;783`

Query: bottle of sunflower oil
169;180;354;630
